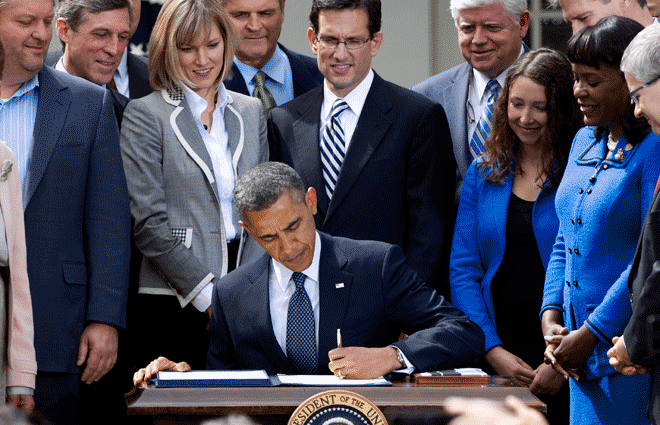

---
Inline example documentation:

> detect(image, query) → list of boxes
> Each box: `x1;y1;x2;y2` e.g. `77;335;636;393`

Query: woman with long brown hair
450;48;582;424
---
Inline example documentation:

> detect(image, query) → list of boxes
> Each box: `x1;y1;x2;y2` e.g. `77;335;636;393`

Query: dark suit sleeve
383;245;484;371
624;207;660;367
206;281;238;370
403;102;456;293
84;89;132;327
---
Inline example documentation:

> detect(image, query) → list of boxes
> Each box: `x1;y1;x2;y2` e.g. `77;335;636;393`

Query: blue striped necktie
320;98;350;200
286;272;317;374
470;79;501;159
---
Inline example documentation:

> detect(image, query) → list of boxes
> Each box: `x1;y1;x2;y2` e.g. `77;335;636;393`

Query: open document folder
146;370;391;387
147;370;280;387
277;375;391;386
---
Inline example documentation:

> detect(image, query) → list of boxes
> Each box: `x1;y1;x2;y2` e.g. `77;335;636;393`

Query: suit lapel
224;97;244;175
26;68;71;209
324;73;391;224
165;90;220;200
317;233;352;373
290;88;328;218
443;64;471;178
244;254;294;373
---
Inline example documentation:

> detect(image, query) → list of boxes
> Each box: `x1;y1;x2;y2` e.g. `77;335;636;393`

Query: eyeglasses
316;37;371;50
629;75;660;105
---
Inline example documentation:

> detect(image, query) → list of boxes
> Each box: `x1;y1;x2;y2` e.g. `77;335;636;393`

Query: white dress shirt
181;83;240;312
268;231;413;373
55;55;127;97
319;69;374;152
270;232;322;354
467;45;525;143
113;49;130;98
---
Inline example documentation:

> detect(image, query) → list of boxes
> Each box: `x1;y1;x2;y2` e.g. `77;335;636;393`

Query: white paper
158;370;269;380
277;374;391;386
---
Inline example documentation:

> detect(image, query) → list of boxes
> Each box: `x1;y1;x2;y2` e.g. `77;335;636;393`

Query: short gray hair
621;24;660;82
450;0;528;26
57;0;133;32
233;162;306;224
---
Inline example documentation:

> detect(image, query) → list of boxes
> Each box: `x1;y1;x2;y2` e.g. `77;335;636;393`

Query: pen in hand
336;328;344;379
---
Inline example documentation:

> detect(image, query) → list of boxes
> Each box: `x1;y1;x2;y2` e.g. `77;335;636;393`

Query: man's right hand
133;356;191;388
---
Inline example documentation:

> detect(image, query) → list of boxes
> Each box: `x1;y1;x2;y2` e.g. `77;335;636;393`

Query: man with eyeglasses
607;24;660;425
412;0;530;208
268;0;456;295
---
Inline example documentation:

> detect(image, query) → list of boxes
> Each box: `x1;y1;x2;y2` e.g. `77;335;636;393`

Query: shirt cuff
6;386;33;396
389;346;415;374
190;282;213;312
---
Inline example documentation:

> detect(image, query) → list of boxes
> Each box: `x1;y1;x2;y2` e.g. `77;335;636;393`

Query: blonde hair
149;0;235;92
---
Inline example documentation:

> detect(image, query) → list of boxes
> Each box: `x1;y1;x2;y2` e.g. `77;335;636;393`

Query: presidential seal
288;390;387;425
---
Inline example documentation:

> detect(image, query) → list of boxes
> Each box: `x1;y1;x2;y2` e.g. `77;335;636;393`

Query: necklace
607;132;617;152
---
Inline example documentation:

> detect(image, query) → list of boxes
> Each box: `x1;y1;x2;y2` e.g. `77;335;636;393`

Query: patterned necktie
286;272;316;374
469;79;501;159
320;98;350;200
253;70;276;116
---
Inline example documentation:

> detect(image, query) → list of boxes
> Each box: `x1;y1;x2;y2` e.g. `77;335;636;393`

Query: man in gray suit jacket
412;0;529;205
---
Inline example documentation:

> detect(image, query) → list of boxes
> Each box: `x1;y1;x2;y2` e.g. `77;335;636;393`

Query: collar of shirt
117;49;128;80
54;56;67;75
180;82;232;124
234;44;288;90
0;74;39;103
271;231;322;292
55;54;128;96
114;49;130;97
321;68;374;122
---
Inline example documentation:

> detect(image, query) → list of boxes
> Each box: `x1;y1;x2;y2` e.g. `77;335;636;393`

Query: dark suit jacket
223;43;323;100
411;44;529;205
268;72;455;292
26;67;131;372
45;50;152;100
126;52;152;99
207;232;484;374
624;186;660;424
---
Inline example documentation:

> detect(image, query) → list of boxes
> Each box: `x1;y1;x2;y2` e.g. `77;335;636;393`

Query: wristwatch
395;347;405;367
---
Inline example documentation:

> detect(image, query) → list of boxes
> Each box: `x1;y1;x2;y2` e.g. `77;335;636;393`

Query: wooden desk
127;376;545;425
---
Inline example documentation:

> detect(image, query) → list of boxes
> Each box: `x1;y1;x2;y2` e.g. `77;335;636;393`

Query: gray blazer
120;86;268;306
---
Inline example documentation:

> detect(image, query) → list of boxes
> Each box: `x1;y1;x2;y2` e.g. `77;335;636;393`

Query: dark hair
478;48;582;189
567;15;649;145
310;0;381;37
233;162;306;224
57;0;133;32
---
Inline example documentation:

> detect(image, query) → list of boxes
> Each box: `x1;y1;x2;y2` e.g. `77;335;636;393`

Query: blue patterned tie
320;98;350;200
469;79;501;159
286;272;317;374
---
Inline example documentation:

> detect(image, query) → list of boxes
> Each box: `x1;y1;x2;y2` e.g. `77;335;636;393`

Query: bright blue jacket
541;127;660;380
450;159;559;352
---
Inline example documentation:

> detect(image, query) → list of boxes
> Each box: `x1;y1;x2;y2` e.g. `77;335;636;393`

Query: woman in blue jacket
541;17;660;425
450;48;581;424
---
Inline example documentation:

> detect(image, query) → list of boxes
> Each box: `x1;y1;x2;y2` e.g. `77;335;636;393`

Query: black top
490;192;547;368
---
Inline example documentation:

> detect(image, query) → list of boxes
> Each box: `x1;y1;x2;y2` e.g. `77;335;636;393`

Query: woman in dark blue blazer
450;49;582;424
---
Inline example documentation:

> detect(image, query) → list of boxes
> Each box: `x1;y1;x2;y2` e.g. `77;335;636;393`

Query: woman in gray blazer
120;0;268;369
